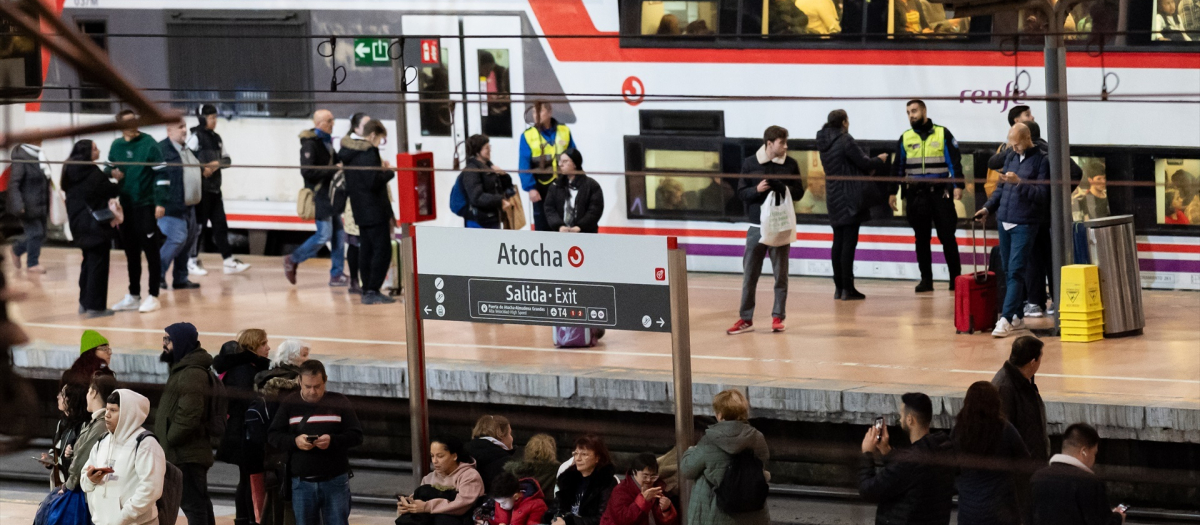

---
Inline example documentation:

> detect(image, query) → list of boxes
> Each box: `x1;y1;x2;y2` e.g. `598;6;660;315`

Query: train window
747;0;841;35
641;1;718;35
786;150;827;214
1072;156;1111;222
644;149;725;211
1018;0;1115;42
1158;158;1200;225
889;0;971;37
75;20;110;114
1151;0;1199;42
418;47;453;137
478;49;512;137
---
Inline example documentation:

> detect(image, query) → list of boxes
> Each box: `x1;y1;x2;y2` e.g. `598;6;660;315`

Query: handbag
48;186;68;227
757;188;797;247
296;187;316;221
34;486;91;525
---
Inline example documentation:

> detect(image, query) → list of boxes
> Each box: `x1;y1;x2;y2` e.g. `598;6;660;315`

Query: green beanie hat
81;330;109;354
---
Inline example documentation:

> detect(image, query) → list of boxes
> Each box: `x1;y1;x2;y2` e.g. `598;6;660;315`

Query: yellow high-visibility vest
523;124;571;186
901;125;950;179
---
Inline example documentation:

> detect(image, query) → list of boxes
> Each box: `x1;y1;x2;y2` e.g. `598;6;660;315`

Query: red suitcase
955;220;998;334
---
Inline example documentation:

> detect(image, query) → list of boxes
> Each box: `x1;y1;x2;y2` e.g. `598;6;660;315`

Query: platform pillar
401;223;430;484
668;242;693;522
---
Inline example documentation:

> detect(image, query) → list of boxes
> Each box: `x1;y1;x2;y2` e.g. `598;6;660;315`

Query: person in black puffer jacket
816;110;889;301
61;140;121;316
339;119;396;305
859;392;955;525
464;415;515;493
214;329;272;525
460;134;514;229
544;148;604;234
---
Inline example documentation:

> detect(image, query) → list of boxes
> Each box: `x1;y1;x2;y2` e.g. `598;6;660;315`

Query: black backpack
714;449;769;514
135;431;183;525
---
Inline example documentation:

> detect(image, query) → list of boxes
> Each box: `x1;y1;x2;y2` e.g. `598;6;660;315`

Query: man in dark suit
1031;423;1126;525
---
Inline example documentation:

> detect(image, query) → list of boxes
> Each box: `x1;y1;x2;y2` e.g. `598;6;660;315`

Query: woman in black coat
816;110;888;301
460;134;514;229
213;330;271;525
552;435;617;525
953;381;1031;525
339;120;395;305
60;140;121;317
544;149;604;234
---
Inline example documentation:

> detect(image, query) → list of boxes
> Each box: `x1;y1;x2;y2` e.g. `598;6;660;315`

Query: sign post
667;239;692;522
400;224;430;485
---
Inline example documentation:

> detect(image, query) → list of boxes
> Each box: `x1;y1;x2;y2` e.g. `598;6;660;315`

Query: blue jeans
291;473;350;525
14;218;45;267
998;224;1035;321
291;216;345;277
158;209;196;285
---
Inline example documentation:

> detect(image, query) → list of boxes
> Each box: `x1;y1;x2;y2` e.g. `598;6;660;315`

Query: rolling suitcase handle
971;217;990;284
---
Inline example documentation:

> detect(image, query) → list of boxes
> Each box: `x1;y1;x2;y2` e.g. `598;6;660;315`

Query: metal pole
1043;1;1073;333
668;239;693;523
401;223;429;484
392;38;409;154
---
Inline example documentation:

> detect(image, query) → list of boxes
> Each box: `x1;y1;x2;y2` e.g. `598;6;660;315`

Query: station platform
9;248;1199;443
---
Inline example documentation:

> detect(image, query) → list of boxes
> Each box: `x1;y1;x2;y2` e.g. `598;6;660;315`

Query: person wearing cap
156;322;217;525
62;330;113;387
543;148;603;234
186;104;250;276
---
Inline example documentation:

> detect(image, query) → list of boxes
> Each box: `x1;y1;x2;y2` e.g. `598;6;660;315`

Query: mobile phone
395;493;405;502
305;435;319;443
1116;504;1129;513
32;456;53;464
874;417;885;442
93;467;114;474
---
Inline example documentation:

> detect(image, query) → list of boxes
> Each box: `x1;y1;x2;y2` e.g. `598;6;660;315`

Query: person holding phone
81;389;167;525
267;360;363;525
396;436;485;523
600;453;678;525
61;139;121;318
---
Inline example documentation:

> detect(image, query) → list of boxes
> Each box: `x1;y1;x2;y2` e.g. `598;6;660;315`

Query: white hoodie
81;389;165;525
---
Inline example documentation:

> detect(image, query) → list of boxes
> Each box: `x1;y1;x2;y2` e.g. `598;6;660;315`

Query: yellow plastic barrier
1059;264;1103;343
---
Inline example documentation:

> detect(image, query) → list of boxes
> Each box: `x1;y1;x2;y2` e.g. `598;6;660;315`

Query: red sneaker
726;319;754;335
772;317;785;332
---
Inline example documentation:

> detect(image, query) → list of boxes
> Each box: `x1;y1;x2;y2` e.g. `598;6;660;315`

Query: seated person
484;473;547;525
894;0;932;35
600;453;679;525
656;14;682;35
769;0;811;34
397;437;485;525
551;435;618;525
685;19;714;35
654;177;686;211
796;170;828;214
1164;189;1190;224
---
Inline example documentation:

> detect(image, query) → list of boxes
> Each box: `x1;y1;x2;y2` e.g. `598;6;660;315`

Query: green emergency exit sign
353;38;392;67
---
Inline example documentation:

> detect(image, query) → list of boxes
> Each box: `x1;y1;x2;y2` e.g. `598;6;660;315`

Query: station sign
415;227;672;332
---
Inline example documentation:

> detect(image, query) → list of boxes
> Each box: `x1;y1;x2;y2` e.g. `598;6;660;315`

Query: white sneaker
188;258;208;276
992;317;1016;338
112;294;141;311
1046;301;1057;315
1011;317;1027;330
1023;303;1045;318
138;295;161;313
224;257;250;274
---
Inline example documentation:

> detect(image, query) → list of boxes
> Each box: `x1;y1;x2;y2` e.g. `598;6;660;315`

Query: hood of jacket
704;420;761;455
213;341;270;374
337;136;374;165
255;363;301;391
466;437;513;464
164;322;199;364
61;162;104;192
112;389;150;443
518;477;545;500
816;124;844;152
755;145;786;166
171;345;213;376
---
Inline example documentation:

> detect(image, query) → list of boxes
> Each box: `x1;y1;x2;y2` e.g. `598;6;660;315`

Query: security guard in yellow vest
893;99;964;293
519;101;576;231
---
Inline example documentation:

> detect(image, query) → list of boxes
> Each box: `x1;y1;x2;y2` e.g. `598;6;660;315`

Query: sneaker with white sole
112;294;141;311
188;258;208;276
1023;303;1045;318
992;317;1016;338
224;257;251;274
1011;317;1027;330
138;295;161;313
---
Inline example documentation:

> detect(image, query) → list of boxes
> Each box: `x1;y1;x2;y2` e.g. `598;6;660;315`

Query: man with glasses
155;322;217;525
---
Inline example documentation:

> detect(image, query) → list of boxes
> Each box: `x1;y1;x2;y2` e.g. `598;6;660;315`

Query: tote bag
757;188;796;247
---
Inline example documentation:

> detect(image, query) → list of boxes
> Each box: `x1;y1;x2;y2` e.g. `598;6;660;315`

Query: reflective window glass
1152;0;1199;42
1157;158;1199;225
641;1;718;35
644;149;728;212
478;49;512;137
786;150;827;215
419;48;453;137
889;0;971;37
1072;156;1110;222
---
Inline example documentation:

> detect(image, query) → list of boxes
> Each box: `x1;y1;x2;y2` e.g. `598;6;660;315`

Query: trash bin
1082;215;1144;337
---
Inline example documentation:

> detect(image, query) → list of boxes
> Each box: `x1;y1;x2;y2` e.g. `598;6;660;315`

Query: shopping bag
757;188;796;247
49;189;68;226
34;487;91;525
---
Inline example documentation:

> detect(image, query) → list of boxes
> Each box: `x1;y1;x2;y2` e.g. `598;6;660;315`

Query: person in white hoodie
82;389;165;525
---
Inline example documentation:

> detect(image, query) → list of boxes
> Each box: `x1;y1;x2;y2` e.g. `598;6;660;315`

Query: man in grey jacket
8;140;52;273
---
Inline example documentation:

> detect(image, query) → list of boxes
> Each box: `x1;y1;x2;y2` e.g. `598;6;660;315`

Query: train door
401;16;466;167
462;15;524;171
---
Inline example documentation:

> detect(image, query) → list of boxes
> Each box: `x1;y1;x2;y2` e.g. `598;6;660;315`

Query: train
13;0;1200;290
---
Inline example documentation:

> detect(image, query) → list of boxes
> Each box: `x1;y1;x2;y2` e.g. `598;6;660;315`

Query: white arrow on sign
355;42;370;58
657;318;665;327
423;305;431;315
